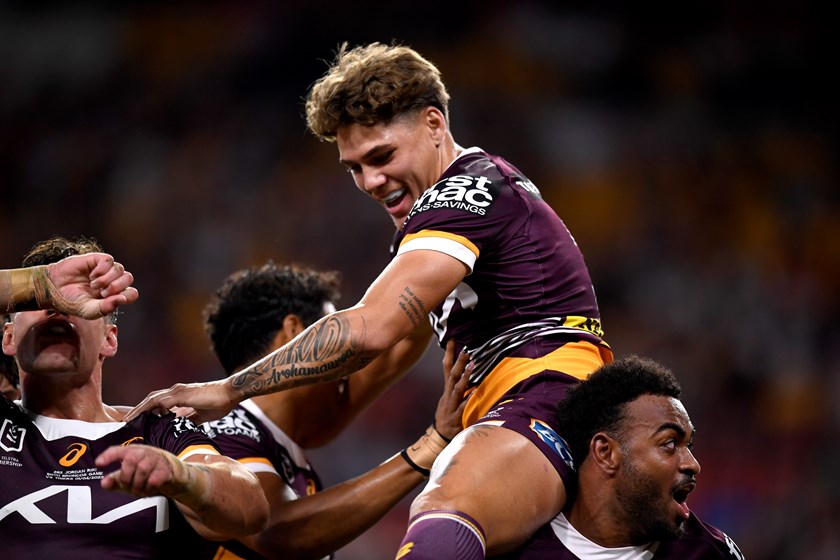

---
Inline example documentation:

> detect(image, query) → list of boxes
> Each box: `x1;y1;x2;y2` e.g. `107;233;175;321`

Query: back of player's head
305;41;450;141
556;355;682;469
204;261;341;374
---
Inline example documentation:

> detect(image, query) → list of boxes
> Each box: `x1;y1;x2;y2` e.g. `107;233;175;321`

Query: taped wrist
0;267;50;313
403;424;450;475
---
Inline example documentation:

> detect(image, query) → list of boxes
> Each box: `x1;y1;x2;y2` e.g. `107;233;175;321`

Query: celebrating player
1;237;267;558
128;42;612;557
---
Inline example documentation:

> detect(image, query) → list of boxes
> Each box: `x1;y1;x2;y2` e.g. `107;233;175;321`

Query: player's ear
275;314;304;347
591;432;621;476
423;106;447;147
101;323;118;358
2;321;15;356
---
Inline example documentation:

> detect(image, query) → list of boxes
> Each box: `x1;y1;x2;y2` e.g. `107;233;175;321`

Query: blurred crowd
1;3;836;559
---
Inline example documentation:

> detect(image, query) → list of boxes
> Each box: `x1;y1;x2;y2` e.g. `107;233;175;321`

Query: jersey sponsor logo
529;419;574;470
59;443;88;467
409;175;497;218
201;409;261;442
0;485;169;532
0;419;26;452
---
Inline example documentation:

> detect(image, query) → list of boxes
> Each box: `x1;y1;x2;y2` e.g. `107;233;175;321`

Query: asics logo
59;443;88;467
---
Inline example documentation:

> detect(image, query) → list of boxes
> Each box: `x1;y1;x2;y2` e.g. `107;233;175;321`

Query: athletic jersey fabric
199;399;329;560
392;147;612;424
494;511;746;559
0;396;220;559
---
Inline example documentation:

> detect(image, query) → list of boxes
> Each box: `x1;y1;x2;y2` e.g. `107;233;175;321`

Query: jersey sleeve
398;160;523;273
200;409;280;477
141;412;221;460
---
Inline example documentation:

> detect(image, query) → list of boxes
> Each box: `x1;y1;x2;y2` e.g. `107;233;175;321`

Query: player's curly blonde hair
305;42;450;142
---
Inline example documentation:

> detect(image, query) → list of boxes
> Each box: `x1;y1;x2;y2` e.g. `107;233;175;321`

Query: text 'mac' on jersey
0;397;220;559
392;148;608;379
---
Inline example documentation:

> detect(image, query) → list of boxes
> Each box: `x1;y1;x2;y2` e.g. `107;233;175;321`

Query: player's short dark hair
21;236;118;324
204;261;341;374
305;42;450;141
556;355;682;469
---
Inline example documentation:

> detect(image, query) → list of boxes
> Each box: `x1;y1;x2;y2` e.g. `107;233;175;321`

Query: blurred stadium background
1;3;836;558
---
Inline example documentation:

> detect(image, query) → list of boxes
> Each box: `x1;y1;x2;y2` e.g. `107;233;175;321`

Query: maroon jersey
199;400;328;560
393;147;609;388
0;396;220;559
495;511;746;559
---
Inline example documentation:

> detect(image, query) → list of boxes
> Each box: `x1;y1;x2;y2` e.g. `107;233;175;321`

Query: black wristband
400;448;431;477
432;423;452;444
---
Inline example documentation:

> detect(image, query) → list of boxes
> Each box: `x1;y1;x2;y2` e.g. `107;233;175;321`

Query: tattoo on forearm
232;315;372;397
398;286;427;327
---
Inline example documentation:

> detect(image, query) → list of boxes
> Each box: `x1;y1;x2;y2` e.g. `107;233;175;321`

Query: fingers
97;445;177;497
87;253;117;282
92;264;135;298
169;405;195;417
454;359;472;395
442;340;456;375
97;286;140;316
123;388;174;421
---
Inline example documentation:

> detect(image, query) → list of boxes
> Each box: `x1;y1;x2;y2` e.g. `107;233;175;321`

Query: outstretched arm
289;320;435;448
96;444;268;539
235;341;471;559
125;249;467;423
0;253;139;318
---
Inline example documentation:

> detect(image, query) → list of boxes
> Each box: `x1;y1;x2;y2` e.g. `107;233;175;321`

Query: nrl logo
0;419;26;452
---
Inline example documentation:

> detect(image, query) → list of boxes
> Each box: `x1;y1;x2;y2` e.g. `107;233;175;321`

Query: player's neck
20;370;116;422
567;485;635;548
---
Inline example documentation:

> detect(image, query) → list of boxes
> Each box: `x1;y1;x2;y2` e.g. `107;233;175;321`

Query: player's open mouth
35;319;77;340
672;481;695;520
382;188;406;208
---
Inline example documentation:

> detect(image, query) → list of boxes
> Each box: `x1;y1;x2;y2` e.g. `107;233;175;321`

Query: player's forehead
336;114;418;163
624;394;693;437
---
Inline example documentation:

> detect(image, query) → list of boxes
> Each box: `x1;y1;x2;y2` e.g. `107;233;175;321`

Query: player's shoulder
131;410;206;443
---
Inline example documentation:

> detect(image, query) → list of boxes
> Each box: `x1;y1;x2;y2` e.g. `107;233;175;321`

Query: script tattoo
232;315;370;398
398;286;428;327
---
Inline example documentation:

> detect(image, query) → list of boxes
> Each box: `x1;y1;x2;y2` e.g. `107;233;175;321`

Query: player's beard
614;451;688;543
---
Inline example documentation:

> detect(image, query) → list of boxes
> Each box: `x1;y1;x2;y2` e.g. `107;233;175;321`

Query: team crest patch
529;419;574;470
0;418;26;452
171;416;199;437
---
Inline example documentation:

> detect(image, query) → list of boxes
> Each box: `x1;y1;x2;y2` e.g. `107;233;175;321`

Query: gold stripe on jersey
463;340;612;427
237;456;274;468
400;229;480;258
213;546;247;559
177;444;220;461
